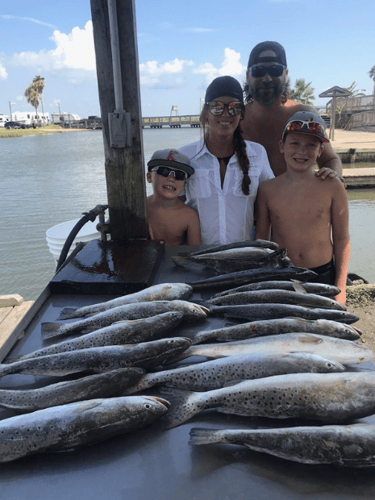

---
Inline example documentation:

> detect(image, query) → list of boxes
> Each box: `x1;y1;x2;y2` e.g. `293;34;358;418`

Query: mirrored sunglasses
151;166;187;180
284;120;324;135
250;64;285;78
207;101;244;116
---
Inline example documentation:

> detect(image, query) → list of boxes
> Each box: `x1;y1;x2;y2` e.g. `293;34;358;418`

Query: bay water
1;128;374;301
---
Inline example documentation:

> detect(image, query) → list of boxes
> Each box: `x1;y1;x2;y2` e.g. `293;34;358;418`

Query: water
0;128;373;301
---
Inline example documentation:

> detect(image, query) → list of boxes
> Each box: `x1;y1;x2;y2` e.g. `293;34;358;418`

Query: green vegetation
290;78;315;105
0;125;65;138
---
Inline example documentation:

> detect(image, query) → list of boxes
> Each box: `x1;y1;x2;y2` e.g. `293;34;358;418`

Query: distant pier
142;115;201;129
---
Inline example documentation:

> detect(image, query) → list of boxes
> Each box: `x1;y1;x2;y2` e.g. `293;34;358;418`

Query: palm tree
24;75;45;123
290;78;315;105
369;66;375;105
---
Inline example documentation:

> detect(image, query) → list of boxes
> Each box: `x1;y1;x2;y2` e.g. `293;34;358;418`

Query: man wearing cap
146;149;201;246
242;41;342;179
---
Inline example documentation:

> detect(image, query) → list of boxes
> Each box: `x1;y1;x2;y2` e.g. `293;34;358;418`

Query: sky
1;0;375;119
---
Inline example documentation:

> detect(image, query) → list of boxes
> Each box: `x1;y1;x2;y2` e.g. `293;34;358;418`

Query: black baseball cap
247;41;287;68
205;76;244;104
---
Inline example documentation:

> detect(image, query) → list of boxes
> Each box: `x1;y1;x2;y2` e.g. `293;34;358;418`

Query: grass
0;124;85;138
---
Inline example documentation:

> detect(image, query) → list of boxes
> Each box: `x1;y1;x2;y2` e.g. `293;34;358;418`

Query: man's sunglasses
250;64;285;78
284;120;324;135
151;166;187;180
207;101;244;116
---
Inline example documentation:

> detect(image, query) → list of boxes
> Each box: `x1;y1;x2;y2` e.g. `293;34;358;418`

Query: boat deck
2;243;375;500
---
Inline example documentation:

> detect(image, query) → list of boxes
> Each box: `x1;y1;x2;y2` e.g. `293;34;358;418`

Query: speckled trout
122;353;344;395
192;318;361;344
172;333;373;365
58;283;193;319
41;300;208;340
161;371;375;428
212;280;340;298
0;337;192;377
0;396;169;463
15;312;183;362
189;424;375;467
0;368;145;412
208;289;346;310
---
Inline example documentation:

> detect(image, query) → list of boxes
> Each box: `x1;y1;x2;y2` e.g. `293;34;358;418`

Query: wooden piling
90;0;147;241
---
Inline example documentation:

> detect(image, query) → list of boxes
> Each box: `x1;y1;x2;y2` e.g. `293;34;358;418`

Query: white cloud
0;63;7;80
1;15;58;30
140;58;194;86
10;21;96;74
193;48;246;84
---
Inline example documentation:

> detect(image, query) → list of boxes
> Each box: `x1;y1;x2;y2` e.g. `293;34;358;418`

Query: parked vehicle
5;121;27;129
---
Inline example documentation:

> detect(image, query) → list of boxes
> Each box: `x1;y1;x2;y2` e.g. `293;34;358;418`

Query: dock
0;295;34;362
343;167;375;188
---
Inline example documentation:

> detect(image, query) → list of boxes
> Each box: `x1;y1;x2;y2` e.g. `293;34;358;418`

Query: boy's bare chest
268;184;332;222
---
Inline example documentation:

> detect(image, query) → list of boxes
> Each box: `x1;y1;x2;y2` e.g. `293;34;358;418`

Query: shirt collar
194;138;260;161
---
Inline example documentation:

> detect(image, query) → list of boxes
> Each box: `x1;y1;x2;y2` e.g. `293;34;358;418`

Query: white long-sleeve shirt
178;139;274;245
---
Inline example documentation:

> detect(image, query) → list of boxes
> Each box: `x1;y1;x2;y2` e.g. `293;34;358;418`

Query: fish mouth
151;397;171;409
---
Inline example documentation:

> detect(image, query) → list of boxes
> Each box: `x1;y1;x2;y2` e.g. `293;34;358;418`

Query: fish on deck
189;424;375;467
161;371;375;428
58;283;193;319
0;395;170;463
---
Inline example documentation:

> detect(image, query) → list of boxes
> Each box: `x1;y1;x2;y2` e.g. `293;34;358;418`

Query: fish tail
58;307;79;320
189;427;222;446
159;387;203;429
41;322;64;340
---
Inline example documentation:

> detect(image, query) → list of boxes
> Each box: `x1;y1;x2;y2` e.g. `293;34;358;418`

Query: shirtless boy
255;111;350;304
242;41;343;180
146;149;201;246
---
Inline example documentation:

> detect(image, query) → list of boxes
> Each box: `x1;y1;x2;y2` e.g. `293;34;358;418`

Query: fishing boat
2;1;375;498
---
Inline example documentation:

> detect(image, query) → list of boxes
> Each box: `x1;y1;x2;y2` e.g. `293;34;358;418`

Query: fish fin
158;387;202;429
291;282;307;294
57;307;79;320
41;322;64;340
189;427;221;446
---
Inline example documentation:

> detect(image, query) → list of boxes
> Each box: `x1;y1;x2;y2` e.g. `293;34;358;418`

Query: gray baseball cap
147;149;195;177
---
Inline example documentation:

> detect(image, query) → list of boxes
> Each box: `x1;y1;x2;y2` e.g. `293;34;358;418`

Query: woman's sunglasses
250;64;285;78
284;120;324;135
207;101;244;116
151;166;187;180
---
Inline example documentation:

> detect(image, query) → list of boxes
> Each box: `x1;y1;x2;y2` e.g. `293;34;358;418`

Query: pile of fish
1;243;375;468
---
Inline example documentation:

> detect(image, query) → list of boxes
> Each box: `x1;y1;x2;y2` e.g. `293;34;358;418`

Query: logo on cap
167;150;179;162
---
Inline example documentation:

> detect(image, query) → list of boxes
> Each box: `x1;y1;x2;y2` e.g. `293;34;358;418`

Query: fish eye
144;403;151;409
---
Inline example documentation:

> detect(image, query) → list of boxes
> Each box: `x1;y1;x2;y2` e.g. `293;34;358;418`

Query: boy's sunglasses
250;64;285;78
207;101;244;116
284;120;324;135
151;166;187;180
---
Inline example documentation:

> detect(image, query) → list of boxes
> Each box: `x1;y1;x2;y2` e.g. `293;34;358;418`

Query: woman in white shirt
179;75;274;245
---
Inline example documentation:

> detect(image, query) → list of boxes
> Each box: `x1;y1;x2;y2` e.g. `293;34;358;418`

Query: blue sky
1;0;375;119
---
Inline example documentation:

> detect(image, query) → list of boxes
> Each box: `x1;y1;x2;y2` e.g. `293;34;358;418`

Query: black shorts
308;259;336;285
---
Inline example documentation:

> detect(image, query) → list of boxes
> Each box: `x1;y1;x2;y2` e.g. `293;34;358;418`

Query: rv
11;111;50;126
0;114;9;127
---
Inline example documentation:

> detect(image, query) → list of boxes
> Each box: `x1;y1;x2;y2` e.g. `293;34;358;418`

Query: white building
0;114;9;127
12;111;50;125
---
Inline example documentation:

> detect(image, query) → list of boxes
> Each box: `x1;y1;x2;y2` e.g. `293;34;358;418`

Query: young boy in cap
255;111;350;304
146;149;201;246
